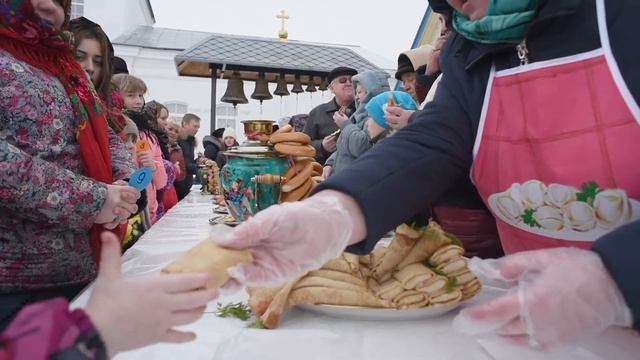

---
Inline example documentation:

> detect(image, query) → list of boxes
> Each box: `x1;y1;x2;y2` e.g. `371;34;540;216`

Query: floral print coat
0;49;135;292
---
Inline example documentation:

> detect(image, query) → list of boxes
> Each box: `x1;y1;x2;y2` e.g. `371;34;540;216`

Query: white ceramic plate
213;205;228;214
208;216;239;227
296;302;461;321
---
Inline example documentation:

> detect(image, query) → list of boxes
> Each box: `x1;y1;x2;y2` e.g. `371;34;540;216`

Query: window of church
71;0;84;19
165;101;189;115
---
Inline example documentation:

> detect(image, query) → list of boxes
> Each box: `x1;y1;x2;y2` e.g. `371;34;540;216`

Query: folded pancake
359;266;372;279
436;257;468;276
367;277;381;293
307;269;366;287
372;224;421;279
321;256;353;274
288;287;387;308
393;290;430;309
429;244;465;267
294;276;365;292
454;270;477;286
430;289;463;306
376;272;393;283
343;253;360;273
259;273;307;329
375;279;404;300
461;278;482;301
359;254;372;266
394;263;435;290
246;286;282;317
398;221;453;268
416;274;449;297
161;239;252;289
368;246;386;268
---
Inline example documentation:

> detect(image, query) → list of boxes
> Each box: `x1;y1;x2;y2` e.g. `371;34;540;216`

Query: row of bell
221;71;329;107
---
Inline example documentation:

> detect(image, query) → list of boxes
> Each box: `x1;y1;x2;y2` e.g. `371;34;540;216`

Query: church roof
114;26;388;84
175;32;381;81
113;26;210;51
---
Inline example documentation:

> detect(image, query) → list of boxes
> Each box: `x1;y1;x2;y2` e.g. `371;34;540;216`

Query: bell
221;72;249;107
318;77;329;91
291;75;304;94
251;72;273;102
306;77;317;93
274;75;290;96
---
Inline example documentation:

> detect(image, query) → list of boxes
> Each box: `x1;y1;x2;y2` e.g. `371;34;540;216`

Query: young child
120;116;152;251
215;127;239;168
365;91;418;143
112;74;145;111
113;74;168;223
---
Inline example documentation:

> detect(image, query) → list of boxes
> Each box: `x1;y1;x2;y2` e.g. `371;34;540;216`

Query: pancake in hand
161;238;252;289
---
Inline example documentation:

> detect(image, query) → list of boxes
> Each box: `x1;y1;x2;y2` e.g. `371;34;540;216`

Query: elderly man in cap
302;66;357;164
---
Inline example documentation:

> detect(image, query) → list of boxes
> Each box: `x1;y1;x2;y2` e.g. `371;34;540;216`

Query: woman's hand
137;150;156;171
95;184;140;229
384;107;414;130
322;165;333;179
86;232;218;357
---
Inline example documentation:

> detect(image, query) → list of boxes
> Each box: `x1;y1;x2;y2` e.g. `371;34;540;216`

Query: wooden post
210;63;217;132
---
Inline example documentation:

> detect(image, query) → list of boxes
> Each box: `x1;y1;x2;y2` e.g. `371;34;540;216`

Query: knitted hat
365;91;418;129
122;115;139;138
222;127;237;140
395;44;434;80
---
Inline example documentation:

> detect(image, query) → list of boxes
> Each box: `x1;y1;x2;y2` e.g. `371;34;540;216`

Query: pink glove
453;247;633;349
215;193;357;288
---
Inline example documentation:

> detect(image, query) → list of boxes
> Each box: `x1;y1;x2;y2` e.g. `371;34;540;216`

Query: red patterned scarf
0;0;117;261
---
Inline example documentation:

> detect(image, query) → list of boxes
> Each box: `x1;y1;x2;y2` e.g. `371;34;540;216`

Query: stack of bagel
202;159;222;195
269;125;324;202
247;221;482;329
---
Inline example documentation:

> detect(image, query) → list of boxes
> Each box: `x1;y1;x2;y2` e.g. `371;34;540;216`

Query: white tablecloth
71;189;639;360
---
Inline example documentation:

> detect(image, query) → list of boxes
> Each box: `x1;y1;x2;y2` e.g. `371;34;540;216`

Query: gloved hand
86;232;218;357
452;247;633;349
215;191;362;288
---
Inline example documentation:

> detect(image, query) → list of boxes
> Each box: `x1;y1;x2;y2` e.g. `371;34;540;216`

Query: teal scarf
453;0;539;44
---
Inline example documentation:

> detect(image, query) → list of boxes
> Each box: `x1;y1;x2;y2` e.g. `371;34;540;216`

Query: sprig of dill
214;302;251;321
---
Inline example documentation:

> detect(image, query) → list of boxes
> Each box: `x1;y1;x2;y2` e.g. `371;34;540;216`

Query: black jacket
174;136;197;200
318;0;640;329
302;97;356;164
203;135;223;161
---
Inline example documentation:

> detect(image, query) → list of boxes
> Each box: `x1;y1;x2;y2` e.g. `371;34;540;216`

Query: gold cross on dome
277;10;289;29
277;9;289;42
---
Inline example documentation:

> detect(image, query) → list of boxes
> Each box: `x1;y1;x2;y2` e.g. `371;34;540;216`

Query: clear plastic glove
86;232;218;357
452;247;633;349
95;184;140;228
215;192;362;288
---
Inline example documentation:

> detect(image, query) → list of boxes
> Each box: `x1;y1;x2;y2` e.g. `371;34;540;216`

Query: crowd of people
0;0;638;358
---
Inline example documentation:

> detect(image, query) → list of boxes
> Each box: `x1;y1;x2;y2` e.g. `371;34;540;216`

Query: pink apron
471;0;640;254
